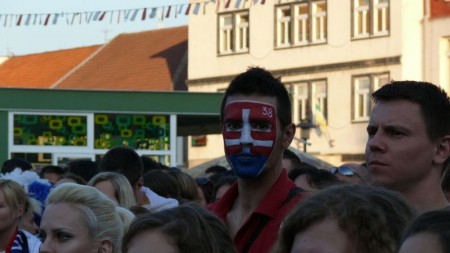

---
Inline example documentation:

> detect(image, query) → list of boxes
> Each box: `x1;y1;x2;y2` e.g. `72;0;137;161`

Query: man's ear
282;123;296;149
97;240;113;253
433;135;450;166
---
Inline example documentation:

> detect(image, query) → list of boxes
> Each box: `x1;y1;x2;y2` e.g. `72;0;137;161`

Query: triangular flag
141;8;147;20
130;9;139;21
25;14;31;25
185;4;191;15
52;13;59;24
160;7;165;21
44;14;50;26
3;14;7;27
93;11;101;21
124;9;132;21
99;11;106;21
16;15;22;26
117;10;122;23
178;5;184;14
235;0;242;9
225;0;231;9
85;12;93;23
193;3;201;15
166;6;171;18
150;8;157;18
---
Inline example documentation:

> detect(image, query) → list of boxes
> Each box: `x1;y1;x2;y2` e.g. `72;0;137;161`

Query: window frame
291;79;328;124
217;10;250;55
274;0;328;49
352;0;390;39
351;72;390;122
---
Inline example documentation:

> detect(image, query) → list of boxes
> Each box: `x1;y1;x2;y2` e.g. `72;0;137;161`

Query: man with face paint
208;67;309;253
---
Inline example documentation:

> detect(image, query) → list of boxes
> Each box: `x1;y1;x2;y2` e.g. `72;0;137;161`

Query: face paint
222;100;277;178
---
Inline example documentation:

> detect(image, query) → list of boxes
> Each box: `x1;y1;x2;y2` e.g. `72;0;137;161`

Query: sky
0;0;189;56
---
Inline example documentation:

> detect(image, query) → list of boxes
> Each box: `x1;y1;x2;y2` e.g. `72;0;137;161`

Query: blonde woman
87;172;137;209
0;179;41;253
39;183;134;253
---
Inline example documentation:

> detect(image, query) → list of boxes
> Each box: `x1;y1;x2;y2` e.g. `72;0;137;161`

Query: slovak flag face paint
222;100;277;178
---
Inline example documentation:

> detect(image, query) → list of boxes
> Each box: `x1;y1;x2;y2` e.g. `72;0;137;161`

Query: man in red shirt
208;67;308;253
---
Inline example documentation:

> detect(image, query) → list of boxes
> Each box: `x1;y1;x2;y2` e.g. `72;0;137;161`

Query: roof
0;46;100;88
55;26;188;91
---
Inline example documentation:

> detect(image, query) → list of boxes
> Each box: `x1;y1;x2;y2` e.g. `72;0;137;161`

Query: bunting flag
0;0;275;27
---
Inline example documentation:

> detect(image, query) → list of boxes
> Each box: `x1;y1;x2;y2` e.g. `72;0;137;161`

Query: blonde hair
0;179;29;215
88;172;137;209
46;183;125;253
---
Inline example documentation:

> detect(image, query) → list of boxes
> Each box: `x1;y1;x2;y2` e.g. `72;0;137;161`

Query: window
275;0;327;48
292;80;327;123
352;73;389;121
218;11;249;55
353;0;389;39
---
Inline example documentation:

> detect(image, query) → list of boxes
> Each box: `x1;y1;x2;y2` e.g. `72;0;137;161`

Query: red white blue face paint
222;100;277;178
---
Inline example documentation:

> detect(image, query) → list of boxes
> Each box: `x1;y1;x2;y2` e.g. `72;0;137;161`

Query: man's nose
239;124;253;145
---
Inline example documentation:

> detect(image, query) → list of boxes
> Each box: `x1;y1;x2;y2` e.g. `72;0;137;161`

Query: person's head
18;197;41;234
98;146;144;191
195;176;214;205
0;179;29;233
143;170;180;200
122;202;236;253
398;210;450;253
39;165;66;185
87;172;137;209
55;172;87;186
39;183;125;253
329;163;368;184
213;175;237;200
366;81;450;192
282;149;302;172
166;169;199;203
221;67;295;179
272;184;415;253
205;165;228;178
141;156;162;174
66;159;98;182
288;164;338;191
1;157;33;174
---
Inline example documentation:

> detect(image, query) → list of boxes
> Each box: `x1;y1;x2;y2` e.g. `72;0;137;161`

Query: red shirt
208;170;308;253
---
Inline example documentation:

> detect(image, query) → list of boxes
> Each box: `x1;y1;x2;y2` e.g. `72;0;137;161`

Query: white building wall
188;0;428;166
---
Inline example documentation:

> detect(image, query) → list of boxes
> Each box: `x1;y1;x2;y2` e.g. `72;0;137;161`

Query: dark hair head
372;80;450;141
400;210;450;253
220;67;292;129
141;156;162;174
272;184;415;253
39;165;66;178
98;146;143;187
66;159;98;182
283;149;302;170
288;164;338;190
57;173;87;185
205;165;228;176
166;170;199;202
122;202;236;253
2;158;33;174
144;170;181;200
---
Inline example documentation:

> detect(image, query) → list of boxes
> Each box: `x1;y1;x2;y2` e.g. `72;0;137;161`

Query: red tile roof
0;46;101;88
55;26;188;91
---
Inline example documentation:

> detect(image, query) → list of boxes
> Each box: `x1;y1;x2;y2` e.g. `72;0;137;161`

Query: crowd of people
1;66;450;253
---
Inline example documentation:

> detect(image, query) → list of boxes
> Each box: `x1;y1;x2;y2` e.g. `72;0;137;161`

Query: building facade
187;0;450;165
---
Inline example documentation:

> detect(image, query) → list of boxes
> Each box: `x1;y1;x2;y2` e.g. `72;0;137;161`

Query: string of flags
0;0;269;27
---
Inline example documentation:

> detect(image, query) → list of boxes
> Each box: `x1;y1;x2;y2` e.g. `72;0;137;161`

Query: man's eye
252;122;271;131
226;122;242;131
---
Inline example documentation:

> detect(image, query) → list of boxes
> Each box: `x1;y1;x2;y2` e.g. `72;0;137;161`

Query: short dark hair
39;165;66;178
400;210;450;253
283;149;302;169
288;164;338;190
98;146;143;187
221;67;292;129
66;159;98;182
372;80;450;141
372;81;450;174
1;158;33;174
